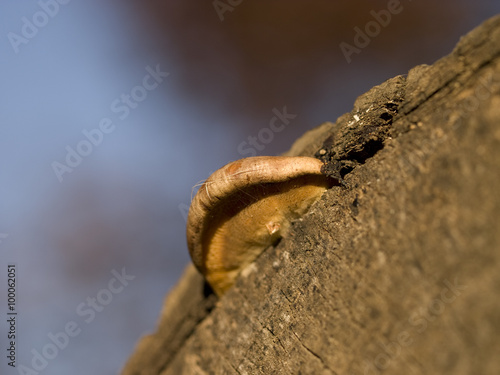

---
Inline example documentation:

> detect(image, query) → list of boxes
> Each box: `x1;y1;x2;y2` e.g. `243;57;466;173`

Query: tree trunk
122;15;500;375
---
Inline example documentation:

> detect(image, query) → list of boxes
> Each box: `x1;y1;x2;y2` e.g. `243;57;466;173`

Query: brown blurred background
126;0;474;143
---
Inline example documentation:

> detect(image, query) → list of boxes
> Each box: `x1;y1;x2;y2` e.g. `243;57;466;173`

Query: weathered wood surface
123;15;500;375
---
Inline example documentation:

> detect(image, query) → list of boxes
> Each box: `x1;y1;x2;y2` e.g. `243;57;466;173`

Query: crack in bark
291;330;338;375
265;326;288;354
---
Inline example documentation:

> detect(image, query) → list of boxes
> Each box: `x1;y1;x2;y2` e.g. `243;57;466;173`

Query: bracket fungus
186;156;335;296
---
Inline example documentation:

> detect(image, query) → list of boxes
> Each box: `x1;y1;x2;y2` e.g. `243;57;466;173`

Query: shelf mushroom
186;156;333;296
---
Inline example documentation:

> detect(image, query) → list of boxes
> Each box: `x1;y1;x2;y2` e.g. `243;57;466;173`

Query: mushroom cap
186;156;330;295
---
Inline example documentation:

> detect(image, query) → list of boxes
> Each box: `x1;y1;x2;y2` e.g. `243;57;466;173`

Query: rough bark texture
123;15;500;375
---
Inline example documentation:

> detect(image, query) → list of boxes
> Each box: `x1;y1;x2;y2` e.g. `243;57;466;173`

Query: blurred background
1;1;499;374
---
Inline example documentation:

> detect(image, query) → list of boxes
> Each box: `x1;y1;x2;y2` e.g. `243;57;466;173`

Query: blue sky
0;2;205;374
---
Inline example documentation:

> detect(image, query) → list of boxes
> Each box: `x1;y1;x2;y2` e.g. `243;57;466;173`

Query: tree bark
123;15;500;375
